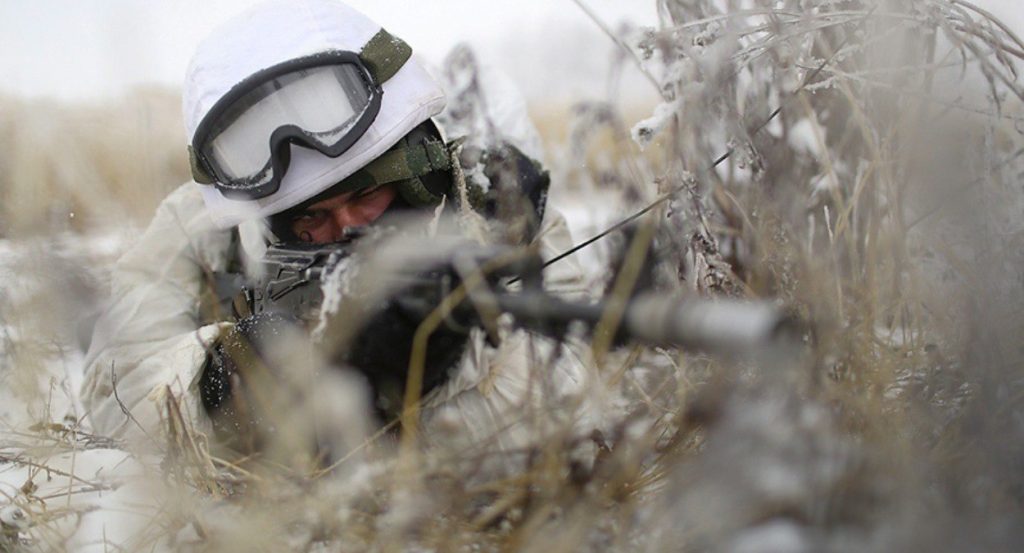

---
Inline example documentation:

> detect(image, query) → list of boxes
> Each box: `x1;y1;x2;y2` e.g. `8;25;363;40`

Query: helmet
182;0;447;229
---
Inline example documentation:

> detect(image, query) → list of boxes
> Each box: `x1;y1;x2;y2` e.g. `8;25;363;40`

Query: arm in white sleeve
81;183;233;443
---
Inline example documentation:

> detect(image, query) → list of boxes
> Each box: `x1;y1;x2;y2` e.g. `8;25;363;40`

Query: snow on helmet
182;0;447;229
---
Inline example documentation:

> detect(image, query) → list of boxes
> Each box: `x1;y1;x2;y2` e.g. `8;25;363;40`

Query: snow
787;118;824;158
631;99;680;148
724;521;811;553
312;254;356;340
0;235;142;550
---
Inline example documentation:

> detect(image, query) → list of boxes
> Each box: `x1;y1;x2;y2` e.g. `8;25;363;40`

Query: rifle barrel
493;291;792;355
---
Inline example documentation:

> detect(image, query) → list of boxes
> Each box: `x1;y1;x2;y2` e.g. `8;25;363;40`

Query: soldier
81;0;599;465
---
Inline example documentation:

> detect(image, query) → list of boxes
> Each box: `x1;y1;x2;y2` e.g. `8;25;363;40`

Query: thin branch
110;362;155;444
570;0;667;99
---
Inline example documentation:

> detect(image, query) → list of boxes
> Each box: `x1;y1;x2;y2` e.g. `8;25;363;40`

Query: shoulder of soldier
150;182;210;229
115;182;234;274
426;48;545;165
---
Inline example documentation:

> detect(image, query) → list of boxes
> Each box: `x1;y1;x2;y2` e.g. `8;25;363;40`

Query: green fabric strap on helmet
188;145;215;185
396;177;439;207
341;138;451;191
360;28;413;84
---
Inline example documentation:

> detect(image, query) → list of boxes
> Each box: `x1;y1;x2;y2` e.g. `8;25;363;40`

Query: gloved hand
200;312;305;450
343;270;473;421
480;142;550;244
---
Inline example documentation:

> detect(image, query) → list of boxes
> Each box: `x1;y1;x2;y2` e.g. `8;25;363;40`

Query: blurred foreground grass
2;1;1024;551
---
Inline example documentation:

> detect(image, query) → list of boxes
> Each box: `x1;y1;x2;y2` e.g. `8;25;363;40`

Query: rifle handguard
622;295;797;353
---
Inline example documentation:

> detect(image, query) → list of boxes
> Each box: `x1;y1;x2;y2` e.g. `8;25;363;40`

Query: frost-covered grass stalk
2;0;1024;551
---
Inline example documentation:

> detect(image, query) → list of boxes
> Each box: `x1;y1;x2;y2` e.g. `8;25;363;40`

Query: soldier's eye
351;184;385;201
290;210;330;237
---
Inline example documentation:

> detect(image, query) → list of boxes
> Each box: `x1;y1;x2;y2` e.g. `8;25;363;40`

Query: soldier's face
286;184;397;243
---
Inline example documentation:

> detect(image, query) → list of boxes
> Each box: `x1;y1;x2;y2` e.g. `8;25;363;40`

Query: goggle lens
193;54;382;198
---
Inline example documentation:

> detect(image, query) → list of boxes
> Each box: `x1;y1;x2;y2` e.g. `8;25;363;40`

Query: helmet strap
360;28;413;84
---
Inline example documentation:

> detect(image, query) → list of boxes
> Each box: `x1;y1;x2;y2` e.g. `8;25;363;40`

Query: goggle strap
345;139;452;190
188;145;216;185
360;28;413;85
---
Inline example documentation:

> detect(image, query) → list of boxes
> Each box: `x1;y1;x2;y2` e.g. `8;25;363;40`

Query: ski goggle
188;30;412;200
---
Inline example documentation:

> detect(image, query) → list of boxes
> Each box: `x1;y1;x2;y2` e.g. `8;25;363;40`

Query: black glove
200;312;303;449
479;143;550;244
344;271;472;421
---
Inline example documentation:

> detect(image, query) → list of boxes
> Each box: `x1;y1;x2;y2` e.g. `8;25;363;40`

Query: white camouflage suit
80;0;608;467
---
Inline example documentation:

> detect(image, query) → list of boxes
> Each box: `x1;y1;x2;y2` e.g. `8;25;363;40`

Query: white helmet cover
183;0;447;228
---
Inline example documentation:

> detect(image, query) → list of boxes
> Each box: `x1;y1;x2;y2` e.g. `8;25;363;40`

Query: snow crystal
631;99;681;148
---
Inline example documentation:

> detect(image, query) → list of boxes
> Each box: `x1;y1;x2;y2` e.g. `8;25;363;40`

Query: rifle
240;236;796;358
230;234;800;419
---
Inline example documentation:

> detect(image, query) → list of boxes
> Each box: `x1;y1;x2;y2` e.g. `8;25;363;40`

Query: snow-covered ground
0;235;126;551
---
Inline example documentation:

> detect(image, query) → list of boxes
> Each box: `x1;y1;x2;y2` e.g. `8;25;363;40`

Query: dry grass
2;0;1024;551
0;87;188;237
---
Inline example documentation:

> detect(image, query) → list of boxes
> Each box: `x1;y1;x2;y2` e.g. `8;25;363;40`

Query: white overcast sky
1;0;1021;103
0;0;659;102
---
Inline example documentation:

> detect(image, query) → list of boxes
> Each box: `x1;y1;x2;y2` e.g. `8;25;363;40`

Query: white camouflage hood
183;0;447;229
